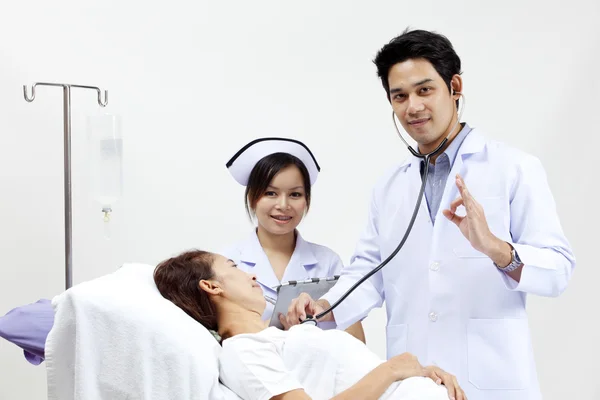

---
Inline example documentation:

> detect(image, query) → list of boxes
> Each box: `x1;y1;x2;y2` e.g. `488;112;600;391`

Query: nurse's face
387;58;462;154
254;165;307;236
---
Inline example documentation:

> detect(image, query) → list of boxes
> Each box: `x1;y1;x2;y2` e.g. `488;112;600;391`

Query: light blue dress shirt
420;123;472;224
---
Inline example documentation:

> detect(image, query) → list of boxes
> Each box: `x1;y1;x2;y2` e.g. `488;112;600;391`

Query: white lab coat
322;128;575;400
220;230;342;328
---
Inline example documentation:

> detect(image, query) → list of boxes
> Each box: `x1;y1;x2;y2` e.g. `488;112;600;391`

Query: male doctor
284;29;575;400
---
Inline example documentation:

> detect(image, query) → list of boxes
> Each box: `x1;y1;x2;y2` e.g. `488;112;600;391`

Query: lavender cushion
0;299;54;365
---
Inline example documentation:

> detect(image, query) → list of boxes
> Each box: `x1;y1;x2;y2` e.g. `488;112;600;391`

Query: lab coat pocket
467;318;530;390
385;324;408;359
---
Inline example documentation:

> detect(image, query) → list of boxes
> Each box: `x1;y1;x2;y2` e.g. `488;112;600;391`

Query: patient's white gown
219;324;450;400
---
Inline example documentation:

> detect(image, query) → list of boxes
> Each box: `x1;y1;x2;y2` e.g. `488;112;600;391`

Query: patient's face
211;254;266;312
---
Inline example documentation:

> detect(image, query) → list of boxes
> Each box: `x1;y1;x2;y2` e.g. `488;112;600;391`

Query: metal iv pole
22;82;109;290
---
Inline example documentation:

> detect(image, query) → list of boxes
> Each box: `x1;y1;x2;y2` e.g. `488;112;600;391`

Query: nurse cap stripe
226;137;321;186
226;137;320;170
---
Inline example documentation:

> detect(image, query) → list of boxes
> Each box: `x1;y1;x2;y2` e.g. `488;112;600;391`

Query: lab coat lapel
438;128;487;216
379;155;433;263
281;232;318;282
401;155;432;224
239;231;279;294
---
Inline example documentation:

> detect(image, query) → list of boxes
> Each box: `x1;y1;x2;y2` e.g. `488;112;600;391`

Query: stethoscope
300;92;466;326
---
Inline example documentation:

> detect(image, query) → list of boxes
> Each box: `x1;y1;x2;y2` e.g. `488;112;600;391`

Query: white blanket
46;263;241;400
220;324;452;400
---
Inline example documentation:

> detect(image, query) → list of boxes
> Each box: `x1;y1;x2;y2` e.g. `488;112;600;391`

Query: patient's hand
384;353;426;381
384;354;467;400
423;365;467;400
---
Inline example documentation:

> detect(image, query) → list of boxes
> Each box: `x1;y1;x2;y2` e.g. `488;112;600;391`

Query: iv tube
87;113;123;239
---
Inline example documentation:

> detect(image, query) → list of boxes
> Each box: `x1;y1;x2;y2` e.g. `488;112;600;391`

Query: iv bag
87;114;123;208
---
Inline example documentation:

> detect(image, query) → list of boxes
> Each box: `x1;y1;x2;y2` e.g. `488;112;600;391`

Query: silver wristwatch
494;243;523;272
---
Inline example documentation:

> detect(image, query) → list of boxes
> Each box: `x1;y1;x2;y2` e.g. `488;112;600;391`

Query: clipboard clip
273;275;340;292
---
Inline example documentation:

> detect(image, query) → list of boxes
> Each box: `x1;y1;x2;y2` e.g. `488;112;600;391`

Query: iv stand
23;82;109;290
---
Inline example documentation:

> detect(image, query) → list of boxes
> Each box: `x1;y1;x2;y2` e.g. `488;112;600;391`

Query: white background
1;1;598;399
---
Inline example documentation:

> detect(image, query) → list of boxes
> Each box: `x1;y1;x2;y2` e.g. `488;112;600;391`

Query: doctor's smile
408;117;431;127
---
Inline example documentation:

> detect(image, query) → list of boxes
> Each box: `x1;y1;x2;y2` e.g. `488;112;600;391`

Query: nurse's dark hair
245;152;311;219
373;28;462;103
154;250;219;331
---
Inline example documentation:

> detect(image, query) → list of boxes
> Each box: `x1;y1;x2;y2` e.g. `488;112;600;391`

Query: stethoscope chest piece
300;314;318;326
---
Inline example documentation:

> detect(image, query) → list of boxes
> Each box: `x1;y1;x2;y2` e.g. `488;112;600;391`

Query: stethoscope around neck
300;92;466;326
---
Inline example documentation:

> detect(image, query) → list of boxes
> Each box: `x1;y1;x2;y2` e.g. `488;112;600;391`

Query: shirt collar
418;122;472;168
240;229;318;268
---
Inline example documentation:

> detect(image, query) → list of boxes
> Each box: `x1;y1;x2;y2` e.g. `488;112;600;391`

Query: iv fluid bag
87;114;123;207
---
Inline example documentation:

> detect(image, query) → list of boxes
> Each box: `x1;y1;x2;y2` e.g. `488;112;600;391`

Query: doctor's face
254;165;307;236
388;58;462;154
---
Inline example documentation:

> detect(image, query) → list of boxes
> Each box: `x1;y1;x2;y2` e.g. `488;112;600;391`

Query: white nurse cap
226;137;321;186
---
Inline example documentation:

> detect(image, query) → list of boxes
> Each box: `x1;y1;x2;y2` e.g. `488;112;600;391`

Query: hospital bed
0;263;242;400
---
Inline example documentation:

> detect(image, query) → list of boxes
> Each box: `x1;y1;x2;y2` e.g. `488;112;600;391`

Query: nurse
221;137;365;341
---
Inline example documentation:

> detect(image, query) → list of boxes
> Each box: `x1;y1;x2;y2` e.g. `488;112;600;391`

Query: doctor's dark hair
154;250;219;331
373;28;462;100
245;152;312;219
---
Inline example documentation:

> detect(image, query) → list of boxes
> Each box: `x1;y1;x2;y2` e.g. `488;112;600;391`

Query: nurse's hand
443;174;503;256
423;365;467;400
284;293;332;328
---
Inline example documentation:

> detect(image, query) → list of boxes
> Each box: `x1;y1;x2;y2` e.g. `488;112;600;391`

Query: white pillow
47;262;239;400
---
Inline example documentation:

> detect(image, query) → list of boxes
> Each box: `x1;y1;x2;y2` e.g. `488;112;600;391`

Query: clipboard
269;275;339;329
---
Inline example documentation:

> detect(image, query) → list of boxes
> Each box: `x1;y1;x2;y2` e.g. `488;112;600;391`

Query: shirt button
429;312;438;322
430;262;440;271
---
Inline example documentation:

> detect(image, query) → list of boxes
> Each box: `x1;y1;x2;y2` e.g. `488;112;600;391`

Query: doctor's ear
199;280;223;296
450;75;463;99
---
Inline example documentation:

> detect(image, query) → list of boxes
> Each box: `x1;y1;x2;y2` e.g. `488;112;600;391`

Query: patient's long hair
154;250;218;331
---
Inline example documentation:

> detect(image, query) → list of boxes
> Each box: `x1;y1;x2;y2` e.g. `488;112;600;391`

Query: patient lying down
154;250;467;400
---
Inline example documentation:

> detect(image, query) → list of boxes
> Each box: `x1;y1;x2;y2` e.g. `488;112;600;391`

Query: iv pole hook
23;83;108;107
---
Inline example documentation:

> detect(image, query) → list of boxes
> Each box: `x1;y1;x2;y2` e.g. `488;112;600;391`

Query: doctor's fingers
286;294;313;324
448;196;464;213
455;175;480;213
442;207;464;227
279;314;292;330
284;306;302;327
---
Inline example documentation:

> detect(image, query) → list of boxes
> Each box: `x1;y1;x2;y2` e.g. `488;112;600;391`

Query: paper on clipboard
269;276;339;330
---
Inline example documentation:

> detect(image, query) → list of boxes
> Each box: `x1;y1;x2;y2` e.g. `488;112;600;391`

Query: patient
154;250;467;400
